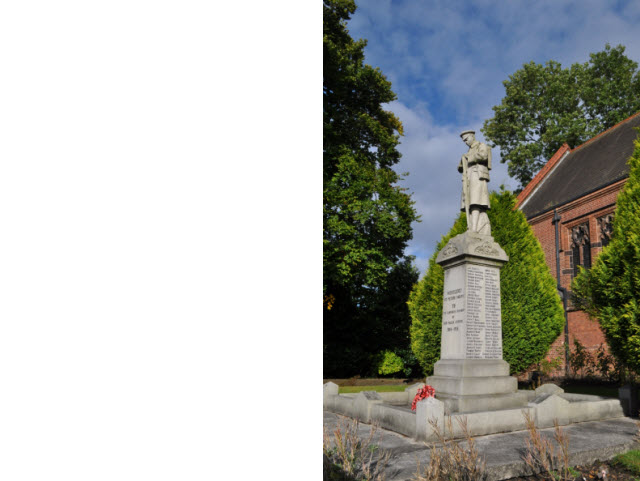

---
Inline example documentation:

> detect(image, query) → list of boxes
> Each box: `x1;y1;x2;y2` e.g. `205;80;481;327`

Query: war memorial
323;132;630;461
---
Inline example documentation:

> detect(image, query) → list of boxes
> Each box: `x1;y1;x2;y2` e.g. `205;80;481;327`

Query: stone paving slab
323;411;640;480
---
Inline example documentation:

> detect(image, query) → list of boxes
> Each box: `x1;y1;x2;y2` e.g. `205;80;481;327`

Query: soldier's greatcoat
458;140;491;211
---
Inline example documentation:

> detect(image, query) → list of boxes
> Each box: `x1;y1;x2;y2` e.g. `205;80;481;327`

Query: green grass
613;450;640;475
338;385;407;394
561;384;618;398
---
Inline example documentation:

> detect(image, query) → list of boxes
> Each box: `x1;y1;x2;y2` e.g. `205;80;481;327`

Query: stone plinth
427;232;527;413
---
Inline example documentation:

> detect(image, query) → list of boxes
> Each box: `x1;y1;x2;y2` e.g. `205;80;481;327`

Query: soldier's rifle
461;153;471;223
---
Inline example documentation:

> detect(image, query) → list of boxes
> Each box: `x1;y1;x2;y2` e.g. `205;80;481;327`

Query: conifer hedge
572;133;640;372
409;190;565;375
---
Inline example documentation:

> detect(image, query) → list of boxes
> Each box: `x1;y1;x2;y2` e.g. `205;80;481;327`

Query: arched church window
597;214;614;247
571;223;590;277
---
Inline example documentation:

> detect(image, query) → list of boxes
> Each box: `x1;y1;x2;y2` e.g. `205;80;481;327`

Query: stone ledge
323;390;624;442
436;231;508;266
426;374;518;396
433;359;510;377
435;391;528;414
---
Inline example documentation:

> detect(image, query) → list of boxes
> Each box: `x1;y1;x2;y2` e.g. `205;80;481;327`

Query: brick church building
516;111;640;375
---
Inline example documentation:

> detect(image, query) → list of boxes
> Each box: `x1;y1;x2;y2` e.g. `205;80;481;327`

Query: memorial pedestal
427;232;527;414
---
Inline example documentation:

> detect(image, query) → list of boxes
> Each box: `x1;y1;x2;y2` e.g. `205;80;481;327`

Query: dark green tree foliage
483;44;640;188
572;133;640;372
409;191;564;375
323;0;419;377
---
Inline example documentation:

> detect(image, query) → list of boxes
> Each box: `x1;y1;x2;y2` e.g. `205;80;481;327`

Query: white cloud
343;0;640;274
382;100;519;273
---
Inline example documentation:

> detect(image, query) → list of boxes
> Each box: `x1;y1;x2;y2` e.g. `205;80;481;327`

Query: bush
568;339;595;377
376;351;405;376
566;341;629;382
595;344;615;380
395;348;421;378
539;355;563;377
409;189;565;375
372;349;421;377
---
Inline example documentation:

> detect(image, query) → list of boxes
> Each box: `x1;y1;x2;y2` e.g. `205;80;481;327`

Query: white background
0;1;318;479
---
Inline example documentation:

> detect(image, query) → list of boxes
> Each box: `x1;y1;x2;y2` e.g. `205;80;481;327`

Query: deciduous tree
323;0;419;376
483;44;640;188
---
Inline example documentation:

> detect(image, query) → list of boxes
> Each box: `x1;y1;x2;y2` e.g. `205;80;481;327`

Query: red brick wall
568;310;606;349
522;179;626;378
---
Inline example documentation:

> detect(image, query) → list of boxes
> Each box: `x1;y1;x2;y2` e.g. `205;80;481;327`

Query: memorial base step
427;374;518;397
432;391;528;414
433;359;510;377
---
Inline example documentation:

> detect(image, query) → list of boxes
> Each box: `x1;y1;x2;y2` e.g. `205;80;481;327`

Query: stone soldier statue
458;130;492;235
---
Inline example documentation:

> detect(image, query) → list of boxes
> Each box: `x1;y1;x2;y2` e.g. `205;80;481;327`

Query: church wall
519;178;626;378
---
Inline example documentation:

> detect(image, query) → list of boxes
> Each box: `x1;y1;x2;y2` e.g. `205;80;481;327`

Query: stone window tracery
571;223;590;276
597;214;614;247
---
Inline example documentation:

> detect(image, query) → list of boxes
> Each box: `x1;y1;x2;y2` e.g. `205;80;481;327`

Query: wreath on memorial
411;385;435;411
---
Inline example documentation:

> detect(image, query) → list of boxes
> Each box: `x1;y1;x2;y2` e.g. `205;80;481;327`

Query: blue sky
343;0;640;276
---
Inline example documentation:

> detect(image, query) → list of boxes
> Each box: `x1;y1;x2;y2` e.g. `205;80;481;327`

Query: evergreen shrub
409;190;565;375
376;350;405;376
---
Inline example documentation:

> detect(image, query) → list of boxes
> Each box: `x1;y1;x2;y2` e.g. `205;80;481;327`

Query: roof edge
524;175;628;221
516;143;571;208
570;110;640;153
